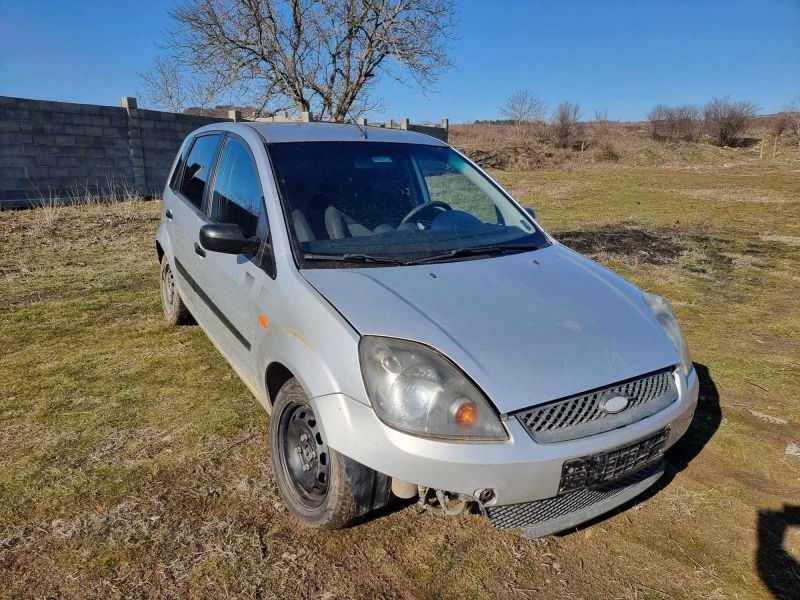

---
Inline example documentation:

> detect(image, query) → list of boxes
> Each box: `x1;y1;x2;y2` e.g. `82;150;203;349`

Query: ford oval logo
600;394;630;414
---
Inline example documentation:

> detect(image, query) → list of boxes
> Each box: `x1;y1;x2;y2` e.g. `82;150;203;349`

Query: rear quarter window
168;141;190;190
178;134;222;208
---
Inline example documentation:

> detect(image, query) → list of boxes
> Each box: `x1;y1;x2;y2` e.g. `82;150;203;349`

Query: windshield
268;141;549;266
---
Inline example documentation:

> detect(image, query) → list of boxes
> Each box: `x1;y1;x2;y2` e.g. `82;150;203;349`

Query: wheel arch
265;361;295;408
155;222;174;267
156;240;164;263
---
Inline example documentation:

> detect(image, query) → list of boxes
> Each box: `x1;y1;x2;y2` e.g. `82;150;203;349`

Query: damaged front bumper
313;368;699;538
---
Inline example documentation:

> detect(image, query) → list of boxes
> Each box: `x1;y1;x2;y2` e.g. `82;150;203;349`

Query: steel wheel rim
278;403;329;508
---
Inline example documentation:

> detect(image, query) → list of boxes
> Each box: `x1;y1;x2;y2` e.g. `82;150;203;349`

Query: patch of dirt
552;223;792;278
463;144;556;170
553;224;687;265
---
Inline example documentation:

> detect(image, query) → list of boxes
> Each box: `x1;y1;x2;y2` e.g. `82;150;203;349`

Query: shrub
550;102;582;148
595;140;620;162
647;104;701;142
703;96;759;146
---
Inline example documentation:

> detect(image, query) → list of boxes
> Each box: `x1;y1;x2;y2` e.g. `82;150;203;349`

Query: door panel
192;135;267;388
169;133;223;309
165;188;203;308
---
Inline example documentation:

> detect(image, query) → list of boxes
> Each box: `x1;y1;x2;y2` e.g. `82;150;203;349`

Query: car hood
302;244;679;414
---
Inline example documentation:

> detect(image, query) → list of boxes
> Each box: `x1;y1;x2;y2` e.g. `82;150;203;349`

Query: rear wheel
271;379;376;529
160;256;192;326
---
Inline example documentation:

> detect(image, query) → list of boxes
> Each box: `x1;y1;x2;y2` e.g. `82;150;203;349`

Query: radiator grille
515;369;677;443
486;460;663;531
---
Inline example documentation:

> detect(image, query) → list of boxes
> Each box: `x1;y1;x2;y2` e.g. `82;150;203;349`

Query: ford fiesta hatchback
156;121;698;538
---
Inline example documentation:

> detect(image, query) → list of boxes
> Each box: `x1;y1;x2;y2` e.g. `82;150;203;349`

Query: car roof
197;121;448;146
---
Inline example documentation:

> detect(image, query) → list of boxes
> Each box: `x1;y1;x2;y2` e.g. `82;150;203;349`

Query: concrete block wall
0;95;450;207
401;118;449;143
0;96;229;206
125;103;230;196
360;117;449;143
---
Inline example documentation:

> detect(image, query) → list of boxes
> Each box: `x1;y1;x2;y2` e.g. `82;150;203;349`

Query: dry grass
450;122;800;171
1;163;799;599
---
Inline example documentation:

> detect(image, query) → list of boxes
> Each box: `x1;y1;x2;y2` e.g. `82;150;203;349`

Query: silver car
156;122;698;538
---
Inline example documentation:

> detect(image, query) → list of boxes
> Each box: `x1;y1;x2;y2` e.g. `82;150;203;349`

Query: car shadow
559;362;722;535
756;505;800;600
355;495;419;526
658;362;722;482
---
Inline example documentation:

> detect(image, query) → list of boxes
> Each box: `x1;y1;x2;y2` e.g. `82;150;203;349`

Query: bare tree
594;108;609;123
138;58;191;113
138;57;227;114
703;96;759;147
499;90;547;131
162;0;457;121
551;101;581;148
593;108;611;137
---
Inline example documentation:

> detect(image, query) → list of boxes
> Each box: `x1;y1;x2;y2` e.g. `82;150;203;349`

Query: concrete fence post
357;118;368;126
120;97;147;194
386;119;394;129
228;110;242;122
300;111;311;122
401;118;409;130
441;118;449;132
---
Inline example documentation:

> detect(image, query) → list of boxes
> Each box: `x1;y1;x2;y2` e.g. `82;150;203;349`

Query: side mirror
525;207;536;220
199;223;259;255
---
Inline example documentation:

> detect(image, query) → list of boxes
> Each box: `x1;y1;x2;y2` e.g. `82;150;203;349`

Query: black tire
271;379;374;529
160;255;192;326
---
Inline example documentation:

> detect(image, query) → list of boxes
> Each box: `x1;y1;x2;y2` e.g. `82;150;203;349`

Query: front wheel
270;379;386;529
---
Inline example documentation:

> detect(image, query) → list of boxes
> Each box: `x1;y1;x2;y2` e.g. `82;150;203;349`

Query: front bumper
486;459;665;538
313;368;699;507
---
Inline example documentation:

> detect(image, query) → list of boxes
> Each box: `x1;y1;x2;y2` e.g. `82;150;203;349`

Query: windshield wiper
303;243;542;266
303;252;409;265
408;243;542;264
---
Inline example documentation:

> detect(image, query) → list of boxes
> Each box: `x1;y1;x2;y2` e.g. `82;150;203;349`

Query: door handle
165;209;173;220
194;242;206;257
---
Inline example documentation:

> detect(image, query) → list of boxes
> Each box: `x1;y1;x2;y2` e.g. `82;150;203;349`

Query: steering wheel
399;201;453;227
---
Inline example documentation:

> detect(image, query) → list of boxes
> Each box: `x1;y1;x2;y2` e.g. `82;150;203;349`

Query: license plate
559;428;669;494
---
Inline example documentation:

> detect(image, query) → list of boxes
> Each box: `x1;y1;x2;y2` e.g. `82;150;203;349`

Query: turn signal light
454;400;477;428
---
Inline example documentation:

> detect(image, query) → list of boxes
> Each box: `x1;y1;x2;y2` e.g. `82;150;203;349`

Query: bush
647;104;701;142
703;96;759;146
780;97;800;151
550;102;582;148
595;140;620;162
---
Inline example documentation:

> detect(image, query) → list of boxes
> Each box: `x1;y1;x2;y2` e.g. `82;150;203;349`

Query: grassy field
1;161;799;599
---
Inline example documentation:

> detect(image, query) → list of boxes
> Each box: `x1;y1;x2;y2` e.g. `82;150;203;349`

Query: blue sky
1;0;798;122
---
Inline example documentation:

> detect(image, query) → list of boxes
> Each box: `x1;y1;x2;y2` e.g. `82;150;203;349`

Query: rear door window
168;141;190;190
179;133;222;208
208;136;262;237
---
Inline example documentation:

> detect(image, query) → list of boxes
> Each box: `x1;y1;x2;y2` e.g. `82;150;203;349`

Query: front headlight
642;291;693;375
359;336;508;441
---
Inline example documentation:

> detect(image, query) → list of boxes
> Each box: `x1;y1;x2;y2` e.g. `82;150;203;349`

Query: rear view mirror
199;223;259;255
525;207;536;220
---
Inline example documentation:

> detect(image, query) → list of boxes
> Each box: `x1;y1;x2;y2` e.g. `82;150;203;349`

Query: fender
254;330;341;406
253;255;364;396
